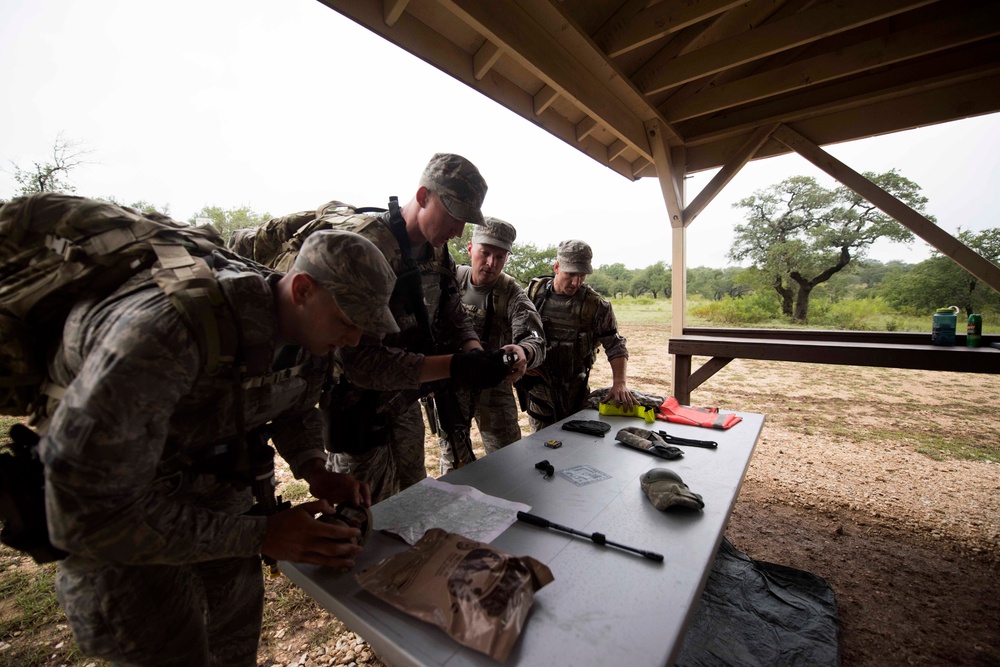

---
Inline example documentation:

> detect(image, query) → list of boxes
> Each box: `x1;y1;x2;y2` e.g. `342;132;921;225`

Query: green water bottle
967;313;982;348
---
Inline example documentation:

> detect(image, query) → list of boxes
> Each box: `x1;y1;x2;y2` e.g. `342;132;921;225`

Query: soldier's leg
438;386;474;475
198;556;264;667
392;401;428;491
56;558;211;667
526;388;556;433
476;385;521;453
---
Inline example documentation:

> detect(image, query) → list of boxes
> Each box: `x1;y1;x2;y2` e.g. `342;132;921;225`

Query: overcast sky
3;0;999;269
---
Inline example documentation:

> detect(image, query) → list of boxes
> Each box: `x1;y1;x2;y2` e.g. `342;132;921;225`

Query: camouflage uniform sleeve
595;299;629;361
270;404;327;479
505;281;546;369
39;290;267;564
340;341;425;391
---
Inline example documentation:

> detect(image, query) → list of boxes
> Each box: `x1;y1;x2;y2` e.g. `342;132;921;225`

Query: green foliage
189;204;272;243
729;170;928;321
629;261;671;298
585;271;615;296
878;228;1000;316
448;226;474;267
686;266;749;300
808;296;897;330
504;241;557;287
592;263;635;298
689;291;782;324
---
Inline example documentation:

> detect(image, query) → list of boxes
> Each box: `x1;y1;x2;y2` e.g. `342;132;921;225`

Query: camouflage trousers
527;379;590;432
437;383;522;475
56;554;263;667
332;401;427;503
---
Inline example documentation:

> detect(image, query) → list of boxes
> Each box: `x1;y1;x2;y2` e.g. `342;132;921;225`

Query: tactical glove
640;468;704;511
450;349;510;389
561;420;611;437
615;427;683;460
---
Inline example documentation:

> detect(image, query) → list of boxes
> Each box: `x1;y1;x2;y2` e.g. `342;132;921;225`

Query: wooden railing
668;327;1000;404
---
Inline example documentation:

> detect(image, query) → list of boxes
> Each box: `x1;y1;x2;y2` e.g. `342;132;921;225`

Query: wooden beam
607;139;628;161
473;40;503;81
683;123;777;226
679;51;1000;150
533;84;559;116
641;0;937;95
773;124;1000;294
575;116;599;142
439;0;664;161
664;4;1000;122
383;0;407;26
598;0;746;58
314;1;637;180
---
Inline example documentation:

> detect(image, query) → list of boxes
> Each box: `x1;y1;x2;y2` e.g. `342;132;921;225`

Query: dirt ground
3;323;998;666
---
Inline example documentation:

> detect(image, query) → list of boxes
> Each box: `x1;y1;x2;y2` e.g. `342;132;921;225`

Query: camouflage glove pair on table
615;427;704;510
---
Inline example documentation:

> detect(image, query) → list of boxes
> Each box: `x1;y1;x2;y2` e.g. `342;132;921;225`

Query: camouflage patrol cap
472;216;516;253
557;239;593;274
419;153;487;225
293;230;400;335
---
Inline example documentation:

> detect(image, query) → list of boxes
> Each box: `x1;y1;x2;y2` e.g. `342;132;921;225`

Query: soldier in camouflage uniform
39;230;398;667
329;154;512;502
523;239;636;431
438;217;546;472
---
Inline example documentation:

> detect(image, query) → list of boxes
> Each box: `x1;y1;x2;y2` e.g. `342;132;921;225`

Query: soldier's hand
450;349;511;389
606;383;636;409
261;500;363;569
500;344;528;383
307;470;372;508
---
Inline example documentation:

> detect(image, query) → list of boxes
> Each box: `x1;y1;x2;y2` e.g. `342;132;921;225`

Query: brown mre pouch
356;528;554;661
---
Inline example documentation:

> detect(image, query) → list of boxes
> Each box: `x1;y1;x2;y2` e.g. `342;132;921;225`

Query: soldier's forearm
610;355;629;386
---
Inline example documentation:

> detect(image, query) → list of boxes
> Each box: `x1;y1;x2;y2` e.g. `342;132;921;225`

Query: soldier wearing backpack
37;228;398;667
438;217;546;472
328;154;516;500
521;239;636;431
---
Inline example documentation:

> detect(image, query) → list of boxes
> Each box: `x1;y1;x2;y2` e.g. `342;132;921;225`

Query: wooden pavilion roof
316;0;1000;182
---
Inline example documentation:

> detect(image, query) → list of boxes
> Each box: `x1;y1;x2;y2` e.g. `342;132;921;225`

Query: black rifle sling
387;197;436;352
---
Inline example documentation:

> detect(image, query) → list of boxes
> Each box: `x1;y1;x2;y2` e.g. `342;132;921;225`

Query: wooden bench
669;327;1000;404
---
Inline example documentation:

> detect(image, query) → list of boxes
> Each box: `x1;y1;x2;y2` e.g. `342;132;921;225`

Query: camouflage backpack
247;200;392;271
0;192;243;420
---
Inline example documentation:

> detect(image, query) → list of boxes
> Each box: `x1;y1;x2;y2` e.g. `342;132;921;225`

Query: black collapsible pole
516;511;664;563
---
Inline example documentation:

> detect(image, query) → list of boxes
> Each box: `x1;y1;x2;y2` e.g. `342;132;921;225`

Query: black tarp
676;538;841;667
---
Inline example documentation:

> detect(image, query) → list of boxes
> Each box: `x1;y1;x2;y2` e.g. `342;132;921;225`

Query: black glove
450;349;510;389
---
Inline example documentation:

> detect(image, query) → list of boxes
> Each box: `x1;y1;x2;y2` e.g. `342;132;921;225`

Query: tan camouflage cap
293;230;400;335
557;239;593;274
418;153;487;225
472;216;516;253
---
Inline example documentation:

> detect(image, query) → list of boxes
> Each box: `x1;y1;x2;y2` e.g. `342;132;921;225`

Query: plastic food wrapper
356;528;554;661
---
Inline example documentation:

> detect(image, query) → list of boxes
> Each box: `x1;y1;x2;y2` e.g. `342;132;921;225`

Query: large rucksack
0;192;243;420
247;200;392;271
0;192;259;562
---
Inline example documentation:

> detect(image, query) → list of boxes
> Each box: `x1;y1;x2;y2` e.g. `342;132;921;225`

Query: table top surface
281;408;765;667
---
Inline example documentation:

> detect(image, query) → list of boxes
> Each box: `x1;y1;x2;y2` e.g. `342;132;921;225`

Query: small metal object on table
281;407;764;667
